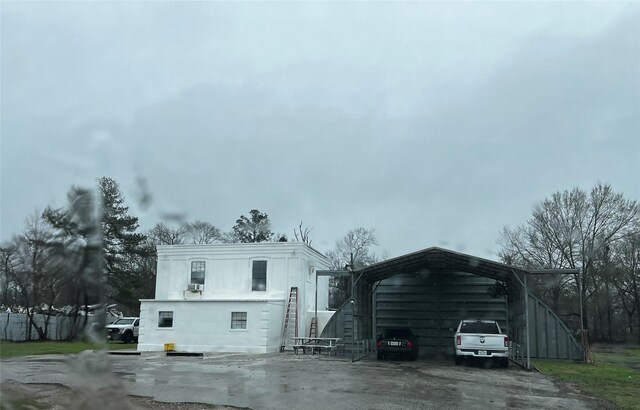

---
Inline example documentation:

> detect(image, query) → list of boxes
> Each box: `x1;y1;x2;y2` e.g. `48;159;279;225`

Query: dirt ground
1;380;241;410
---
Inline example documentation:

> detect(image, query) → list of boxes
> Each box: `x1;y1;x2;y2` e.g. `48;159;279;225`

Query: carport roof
354;247;529;283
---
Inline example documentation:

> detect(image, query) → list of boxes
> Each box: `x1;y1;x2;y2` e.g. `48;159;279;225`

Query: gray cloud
2;2;638;259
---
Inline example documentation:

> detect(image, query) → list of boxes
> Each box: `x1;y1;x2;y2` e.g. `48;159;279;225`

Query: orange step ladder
280;287;298;352
309;316;318;338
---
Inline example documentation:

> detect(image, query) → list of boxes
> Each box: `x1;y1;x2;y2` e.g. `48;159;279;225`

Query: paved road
1;351;606;409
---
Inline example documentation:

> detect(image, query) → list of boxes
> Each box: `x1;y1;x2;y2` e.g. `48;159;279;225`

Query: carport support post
510;270;531;370
351;268;355;362
524;273;530;370
578;270;586;363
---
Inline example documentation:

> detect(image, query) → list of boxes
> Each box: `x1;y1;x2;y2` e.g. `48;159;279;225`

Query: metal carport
319;247;583;368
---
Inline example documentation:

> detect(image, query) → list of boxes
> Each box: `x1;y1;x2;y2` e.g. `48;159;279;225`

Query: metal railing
351;338;372;362
509;341;527;367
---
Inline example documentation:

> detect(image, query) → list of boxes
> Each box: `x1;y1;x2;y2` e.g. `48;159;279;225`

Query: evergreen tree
44;177;152;315
98;177;152;314
43;186;103;337
232;210;273;243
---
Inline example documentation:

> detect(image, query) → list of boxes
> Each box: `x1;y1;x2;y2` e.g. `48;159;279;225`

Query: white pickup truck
106;317;140;344
454;319;509;368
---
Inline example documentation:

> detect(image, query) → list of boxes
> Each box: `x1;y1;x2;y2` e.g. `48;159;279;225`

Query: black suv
376;327;419;360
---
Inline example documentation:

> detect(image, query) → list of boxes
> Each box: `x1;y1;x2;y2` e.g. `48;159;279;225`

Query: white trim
156;242;329;263
137;344;272;353
141;298;285;303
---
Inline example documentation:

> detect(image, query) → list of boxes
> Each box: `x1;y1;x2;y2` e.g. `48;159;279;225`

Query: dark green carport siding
527;293;582;360
375;272;507;356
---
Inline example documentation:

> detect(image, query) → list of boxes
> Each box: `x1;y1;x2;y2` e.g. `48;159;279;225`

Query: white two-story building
137;242;332;353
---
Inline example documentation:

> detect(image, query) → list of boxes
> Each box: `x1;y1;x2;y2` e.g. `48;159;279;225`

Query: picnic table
291;337;342;355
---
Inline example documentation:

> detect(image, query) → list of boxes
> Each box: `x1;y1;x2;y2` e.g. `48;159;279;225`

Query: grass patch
534;358;640;410
0;341;136;359
597;348;640;364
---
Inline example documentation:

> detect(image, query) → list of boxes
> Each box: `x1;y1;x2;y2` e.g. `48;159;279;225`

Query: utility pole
349;252;354;362
577;270;586;363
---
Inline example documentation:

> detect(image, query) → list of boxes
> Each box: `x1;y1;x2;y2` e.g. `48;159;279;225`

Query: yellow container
164;343;175;352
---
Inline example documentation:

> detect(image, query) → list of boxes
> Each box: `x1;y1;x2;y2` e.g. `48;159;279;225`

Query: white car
106;317;140;343
454;319;509;367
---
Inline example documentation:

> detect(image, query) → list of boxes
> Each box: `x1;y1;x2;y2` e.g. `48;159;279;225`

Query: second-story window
191;261;205;285
252;260;267;291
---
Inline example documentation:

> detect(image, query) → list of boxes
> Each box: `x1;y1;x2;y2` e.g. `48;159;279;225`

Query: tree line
4;177;633;344
0;177;321;340
498;183;640;342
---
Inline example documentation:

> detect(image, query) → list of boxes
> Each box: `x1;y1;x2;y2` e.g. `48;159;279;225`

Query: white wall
138;299;285;353
140;243;331;352
154;243;330;302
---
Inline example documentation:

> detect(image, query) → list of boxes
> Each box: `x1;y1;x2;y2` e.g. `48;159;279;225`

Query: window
158;311;173;328
134;319;139;327
252;260;267;291
112;318;135;325
231;312;247;329
459;322;500;334
191;261;205;285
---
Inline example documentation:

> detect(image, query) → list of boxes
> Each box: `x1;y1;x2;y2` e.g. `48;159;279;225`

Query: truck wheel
454;355;462;365
123;330;133;344
501;358;509;369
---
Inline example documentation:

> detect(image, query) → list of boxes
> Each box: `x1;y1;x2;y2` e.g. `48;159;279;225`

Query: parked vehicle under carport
376;327;418;360
454;320;509;368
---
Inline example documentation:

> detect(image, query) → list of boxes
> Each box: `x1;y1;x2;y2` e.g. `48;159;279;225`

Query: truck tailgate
459;334;505;350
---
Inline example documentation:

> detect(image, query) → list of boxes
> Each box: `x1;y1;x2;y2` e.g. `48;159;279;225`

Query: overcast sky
1;2;639;260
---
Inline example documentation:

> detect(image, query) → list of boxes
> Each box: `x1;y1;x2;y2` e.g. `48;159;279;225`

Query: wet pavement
1;351;603;409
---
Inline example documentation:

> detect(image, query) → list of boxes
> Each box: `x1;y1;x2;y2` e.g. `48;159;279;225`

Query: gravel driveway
1;351;610;409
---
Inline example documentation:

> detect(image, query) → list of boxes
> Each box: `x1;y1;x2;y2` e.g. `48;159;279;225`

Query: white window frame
158;311;174;329
189;260;206;286
251;260;267;292
230;311;248;331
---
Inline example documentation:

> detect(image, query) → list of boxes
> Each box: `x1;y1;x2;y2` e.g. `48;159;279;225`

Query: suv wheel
122;330;133;344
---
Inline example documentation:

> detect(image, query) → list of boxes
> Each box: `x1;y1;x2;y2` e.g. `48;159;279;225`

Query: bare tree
44;187;104;337
0;243;17;306
148;222;188;245
330;227;378;269
327;227;379;307
498;183;640;339
6;213;63;339
293;222;313;246
184;220;222;244
611;231;640;341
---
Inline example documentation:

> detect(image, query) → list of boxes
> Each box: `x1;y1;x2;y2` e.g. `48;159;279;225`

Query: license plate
478;350;487;355
388;341;401;346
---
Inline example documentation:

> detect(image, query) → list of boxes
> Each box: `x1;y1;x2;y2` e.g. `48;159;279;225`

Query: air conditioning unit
187;284;204;292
